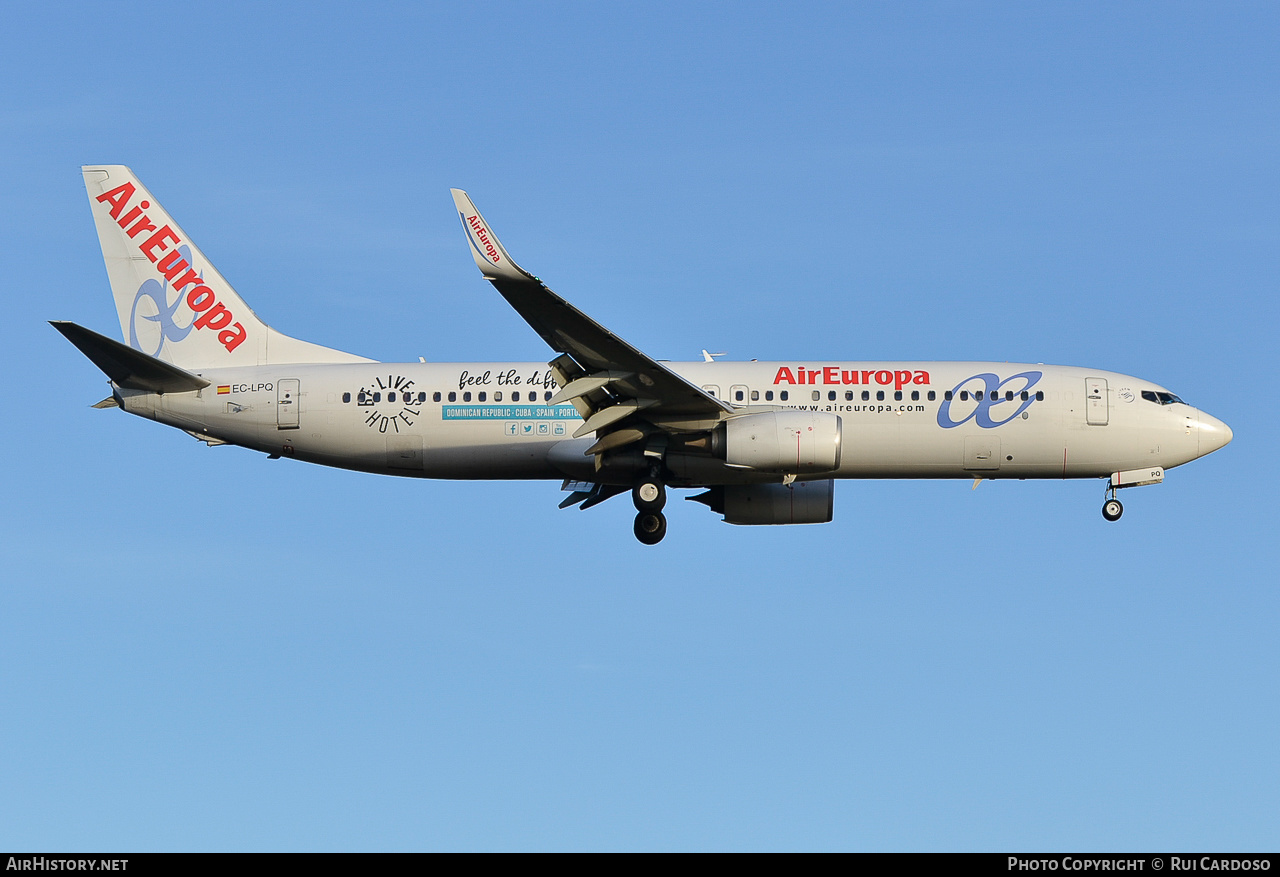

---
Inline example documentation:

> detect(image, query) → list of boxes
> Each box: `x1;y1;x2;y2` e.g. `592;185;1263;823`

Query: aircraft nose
1197;412;1233;456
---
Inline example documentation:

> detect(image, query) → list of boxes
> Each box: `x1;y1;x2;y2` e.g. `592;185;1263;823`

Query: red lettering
808;370;820;384
823;366;838;384
156;251;190;282
140;226;179;260
797;368;806;385
126;216;156;238
194;301;233;331
773;367;795;384
861;370;873;384
875;370;892;385
219;322;247;352
913;370;930;385
115;200;150;230
171;267;202;292
95;183;135;219
842;370;858;384
186;286;215;311
894;370;912;390
468;216;501;262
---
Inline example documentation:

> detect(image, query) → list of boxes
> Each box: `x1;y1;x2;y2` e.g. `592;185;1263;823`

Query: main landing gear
1102;485;1124;522
632;476;667;545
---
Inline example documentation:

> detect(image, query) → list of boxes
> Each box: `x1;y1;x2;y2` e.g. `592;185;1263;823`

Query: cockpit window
1142;390;1187;406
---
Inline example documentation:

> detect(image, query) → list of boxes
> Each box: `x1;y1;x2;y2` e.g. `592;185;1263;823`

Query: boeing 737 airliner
55;166;1232;543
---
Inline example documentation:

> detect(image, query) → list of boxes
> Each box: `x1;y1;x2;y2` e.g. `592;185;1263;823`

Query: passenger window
1036;391;1044;401
544;392;552;402
374;392;382;403
478;392;486;402
735;389;744;402
945;391;954;401
1021;391;1029;401
1006;391;1014;401
845;391;854;401
811;390;820;401
861;391;870;401
448;392;456;402
342;392;351;403
433;392;441;402
463;392;471;402
911;390;919;401
780;390;789;401
418;392;426;402
512;391;521;402
928;391;936;401
388;392;396;402
751;390;759;401
894;391;902;401
960;391;969;401
765;390;774;401
827;390;836;401
703;385;720;398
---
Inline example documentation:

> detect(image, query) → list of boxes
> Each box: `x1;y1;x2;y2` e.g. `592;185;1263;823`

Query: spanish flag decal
217;385;230;395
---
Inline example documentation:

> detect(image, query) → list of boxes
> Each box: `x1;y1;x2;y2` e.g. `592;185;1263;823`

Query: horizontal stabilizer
51;321;210;393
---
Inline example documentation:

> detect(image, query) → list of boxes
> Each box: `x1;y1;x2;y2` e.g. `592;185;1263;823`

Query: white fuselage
115;360;1230;486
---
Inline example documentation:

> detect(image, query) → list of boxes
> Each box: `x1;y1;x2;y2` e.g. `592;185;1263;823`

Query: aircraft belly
423;440;561;479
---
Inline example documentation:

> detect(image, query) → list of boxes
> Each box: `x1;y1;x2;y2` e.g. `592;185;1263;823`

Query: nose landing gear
1102;485;1123;522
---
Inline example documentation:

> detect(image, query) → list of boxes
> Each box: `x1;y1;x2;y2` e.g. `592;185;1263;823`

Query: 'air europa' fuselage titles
773;367;931;389
94;182;247;353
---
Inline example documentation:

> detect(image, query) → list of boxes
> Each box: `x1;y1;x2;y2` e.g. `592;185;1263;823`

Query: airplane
55;166;1233;544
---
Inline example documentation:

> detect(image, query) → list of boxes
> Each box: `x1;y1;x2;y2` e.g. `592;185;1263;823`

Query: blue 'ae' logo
128;244;199;357
937;371;1043;429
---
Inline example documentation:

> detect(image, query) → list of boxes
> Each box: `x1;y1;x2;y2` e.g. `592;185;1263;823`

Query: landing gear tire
634;511;667;545
633;478;666;513
1102;498;1123;522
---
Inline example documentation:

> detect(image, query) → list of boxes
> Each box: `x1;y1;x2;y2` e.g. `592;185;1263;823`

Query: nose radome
1197;412;1233;456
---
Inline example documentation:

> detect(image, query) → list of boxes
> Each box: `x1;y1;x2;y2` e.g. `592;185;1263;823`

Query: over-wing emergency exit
55;166;1232;544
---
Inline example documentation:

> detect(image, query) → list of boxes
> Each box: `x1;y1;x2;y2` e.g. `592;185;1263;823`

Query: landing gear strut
634;511;667;545
1102;486;1123;522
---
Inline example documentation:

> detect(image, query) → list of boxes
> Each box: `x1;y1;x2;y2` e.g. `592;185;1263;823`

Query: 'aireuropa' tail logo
96;182;247;356
463;213;502;266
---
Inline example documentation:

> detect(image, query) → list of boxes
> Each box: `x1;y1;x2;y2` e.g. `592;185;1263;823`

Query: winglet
449;189;535;283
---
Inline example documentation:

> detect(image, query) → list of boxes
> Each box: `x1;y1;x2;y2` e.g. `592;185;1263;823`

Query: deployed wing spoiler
449;190;730;422
50;321;210;393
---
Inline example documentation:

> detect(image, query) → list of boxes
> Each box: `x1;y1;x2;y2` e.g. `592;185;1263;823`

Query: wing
450;190;731;445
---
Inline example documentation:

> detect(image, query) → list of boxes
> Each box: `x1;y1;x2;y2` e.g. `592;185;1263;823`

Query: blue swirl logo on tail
128;245;198;357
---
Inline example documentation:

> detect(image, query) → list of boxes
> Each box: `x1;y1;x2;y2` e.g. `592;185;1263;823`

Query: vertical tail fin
82;166;371;368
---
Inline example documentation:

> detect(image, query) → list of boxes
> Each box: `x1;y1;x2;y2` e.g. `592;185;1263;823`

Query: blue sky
3;1;1277;851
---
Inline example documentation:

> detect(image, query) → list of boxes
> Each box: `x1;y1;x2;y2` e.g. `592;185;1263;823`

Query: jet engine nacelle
723;411;842;473
693;480;836;525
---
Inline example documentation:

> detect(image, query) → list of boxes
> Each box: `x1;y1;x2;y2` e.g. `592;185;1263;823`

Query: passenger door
1086;378;1109;426
277;379;300;430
